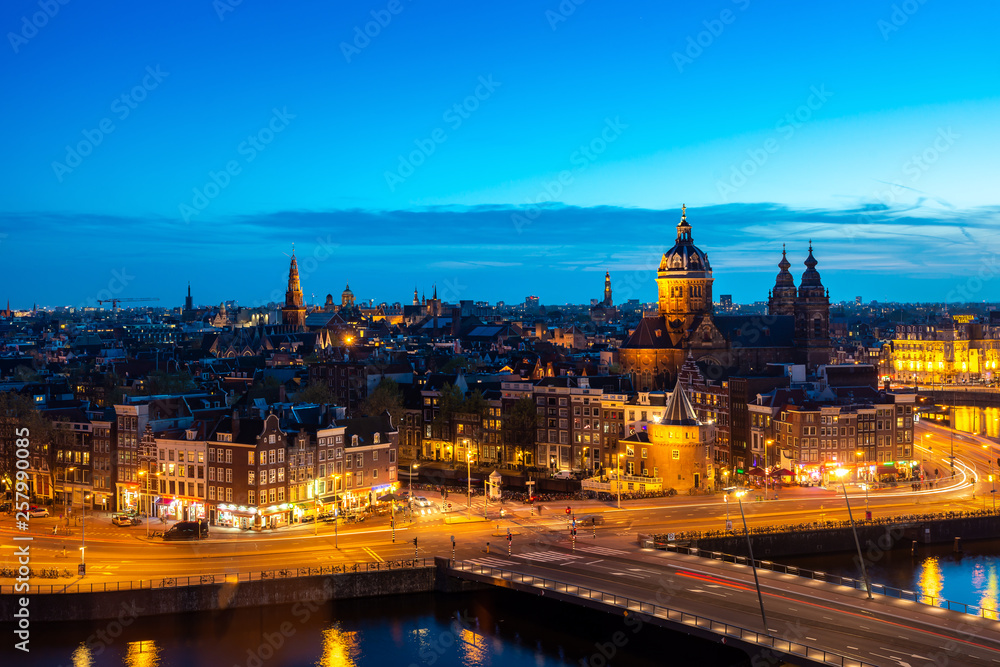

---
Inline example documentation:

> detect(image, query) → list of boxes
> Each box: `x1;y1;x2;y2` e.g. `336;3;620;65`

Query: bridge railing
453;561;876;667
653;507;1000;542
647;542;1000;620
0;559;429;595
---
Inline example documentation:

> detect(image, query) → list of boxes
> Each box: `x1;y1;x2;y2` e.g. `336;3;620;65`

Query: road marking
575;545;628;556
468;557;516;568
518;551;583;563
847;646;859;651
363;547;383;562
582;560;604;565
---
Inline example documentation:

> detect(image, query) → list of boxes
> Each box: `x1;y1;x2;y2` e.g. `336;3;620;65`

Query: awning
747;468;766;477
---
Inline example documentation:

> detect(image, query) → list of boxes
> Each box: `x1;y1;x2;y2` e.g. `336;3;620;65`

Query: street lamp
138;471;149;537
834;468;873;599
333;475;341;547
617;453;623;509
733;490;768;633
466;446;472;521
65;466;76;518
79;492;89;575
408;462;419;518
765;439;774;497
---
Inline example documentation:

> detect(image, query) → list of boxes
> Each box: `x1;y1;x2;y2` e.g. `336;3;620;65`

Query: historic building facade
282;250;307;330
620;207;832;391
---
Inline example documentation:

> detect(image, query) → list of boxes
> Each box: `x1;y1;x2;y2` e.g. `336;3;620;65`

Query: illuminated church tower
656;205;714;333
282;247;306;330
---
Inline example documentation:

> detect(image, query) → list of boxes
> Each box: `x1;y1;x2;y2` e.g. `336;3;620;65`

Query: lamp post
333;475;341;547
617;453;623;509
764;439;774;497
408;462;419;520
138;471;149;537
734;490;768;633
465;441;472;521
835;468;873;599
65;466;76;520
79;492;89;575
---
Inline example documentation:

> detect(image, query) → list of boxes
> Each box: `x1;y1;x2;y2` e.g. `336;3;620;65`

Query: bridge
445;540;1000;666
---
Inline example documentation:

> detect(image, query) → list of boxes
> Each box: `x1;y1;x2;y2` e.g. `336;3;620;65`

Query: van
162;520;209;540
553;470;575;480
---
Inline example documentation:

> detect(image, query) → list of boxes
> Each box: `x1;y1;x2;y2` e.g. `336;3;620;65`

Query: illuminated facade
281;249;307;331
888;320;1000;384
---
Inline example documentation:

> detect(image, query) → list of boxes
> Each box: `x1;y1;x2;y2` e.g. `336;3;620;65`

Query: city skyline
2;2;999;307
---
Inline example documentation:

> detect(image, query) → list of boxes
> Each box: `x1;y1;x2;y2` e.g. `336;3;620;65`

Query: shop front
259;503;291;529
212;503;257;529
157;498;206;521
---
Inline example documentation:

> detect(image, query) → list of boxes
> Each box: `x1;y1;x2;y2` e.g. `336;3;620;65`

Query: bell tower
793;241;831;366
282;246;307;330
768;245;797;316
655;205;714;332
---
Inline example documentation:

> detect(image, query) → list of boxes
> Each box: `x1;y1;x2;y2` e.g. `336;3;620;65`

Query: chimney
279;383;287;403
231;410;240;438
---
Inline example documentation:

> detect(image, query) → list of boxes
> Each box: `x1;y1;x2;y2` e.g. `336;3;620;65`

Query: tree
460;389;490;464
0;392;56;498
296;381;335;406
441;356;473;373
431;383;465;443
362;378;403;426
139;370;196;396
502;396;541;469
247;376;282;403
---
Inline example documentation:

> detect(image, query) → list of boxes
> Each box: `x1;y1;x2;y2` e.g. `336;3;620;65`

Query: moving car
577;514;606;526
111;513;133;526
412;496;433;508
162;520;209;540
28;507;50;518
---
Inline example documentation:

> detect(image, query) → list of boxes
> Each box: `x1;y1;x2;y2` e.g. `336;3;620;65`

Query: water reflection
458;627;488;666
317;625;360;667
125;640;160;667
917;556;942;605
71;643;93;667
980;564;999;620
952;406;1000;439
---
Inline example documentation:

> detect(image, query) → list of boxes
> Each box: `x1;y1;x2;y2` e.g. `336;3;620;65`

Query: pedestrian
538;505;543;515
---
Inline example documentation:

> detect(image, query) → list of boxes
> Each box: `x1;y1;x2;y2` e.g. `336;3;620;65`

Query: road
0;423;990;584
455;540;1000;667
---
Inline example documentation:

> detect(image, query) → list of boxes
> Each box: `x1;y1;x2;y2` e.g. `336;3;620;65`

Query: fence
647;542;999;620
654;508;1000;541
452;561;876;667
0;559;429;595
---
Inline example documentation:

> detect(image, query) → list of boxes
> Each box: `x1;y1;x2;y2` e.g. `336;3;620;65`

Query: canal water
784;537;1000;617
1;588;754;666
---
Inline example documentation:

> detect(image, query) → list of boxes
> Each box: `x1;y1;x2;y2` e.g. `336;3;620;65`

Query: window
277;488;284;502
269;469;276;484
626;445;635;457
269;434;275;444
226;488;232;502
641;448;648;459
168;450;175;461
269;450;276;464
372;469;378;480
389;466;396;480
372;450;378;462
248;471;255;485
248;490;256;505
209;467;215;482
277;449;284;463
269;488;276;503
226;468;232;483
278;468;284;482
225;449;232;463
672;450;680;460
208;448;215;463
208;486;215;500
249;452;255;465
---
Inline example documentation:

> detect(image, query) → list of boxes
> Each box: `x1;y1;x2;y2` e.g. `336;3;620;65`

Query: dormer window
373;433;380;444
352;435;359;446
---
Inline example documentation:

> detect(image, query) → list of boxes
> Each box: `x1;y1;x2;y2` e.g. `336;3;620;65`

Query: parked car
28;507;49;518
111;513;133;526
412;496;433;508
553;470;575;480
162;520;209;540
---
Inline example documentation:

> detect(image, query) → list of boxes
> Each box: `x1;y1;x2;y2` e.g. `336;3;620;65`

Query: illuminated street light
834;468;873;599
734;490;768;633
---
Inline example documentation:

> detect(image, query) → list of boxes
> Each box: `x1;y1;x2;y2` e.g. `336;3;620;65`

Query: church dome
659;205;711;273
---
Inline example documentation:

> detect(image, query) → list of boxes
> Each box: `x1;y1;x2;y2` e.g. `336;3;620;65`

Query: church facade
619;207;831;391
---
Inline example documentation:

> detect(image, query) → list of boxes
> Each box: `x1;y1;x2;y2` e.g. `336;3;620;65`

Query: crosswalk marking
517;551;583;563
574;545;628;556
467;556;516;568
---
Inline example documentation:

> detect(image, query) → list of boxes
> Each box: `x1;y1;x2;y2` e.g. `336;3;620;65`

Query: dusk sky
2;1;999;309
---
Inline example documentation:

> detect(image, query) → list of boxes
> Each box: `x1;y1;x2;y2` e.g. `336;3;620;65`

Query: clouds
4;200;1000;308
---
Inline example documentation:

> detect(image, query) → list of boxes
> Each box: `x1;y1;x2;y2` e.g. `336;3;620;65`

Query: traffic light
413;537;418;547
565;506;571;514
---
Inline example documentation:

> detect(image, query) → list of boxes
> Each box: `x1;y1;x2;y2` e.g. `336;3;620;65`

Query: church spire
675;204;693;244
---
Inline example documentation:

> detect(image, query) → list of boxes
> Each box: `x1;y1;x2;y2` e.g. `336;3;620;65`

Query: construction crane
97;297;160;311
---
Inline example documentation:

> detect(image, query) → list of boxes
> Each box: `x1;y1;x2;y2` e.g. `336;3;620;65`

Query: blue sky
1;0;998;308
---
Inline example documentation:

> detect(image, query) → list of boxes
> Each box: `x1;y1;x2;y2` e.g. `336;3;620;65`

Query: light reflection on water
789;539;1000;618
317;626;360;667
125;640;160;667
